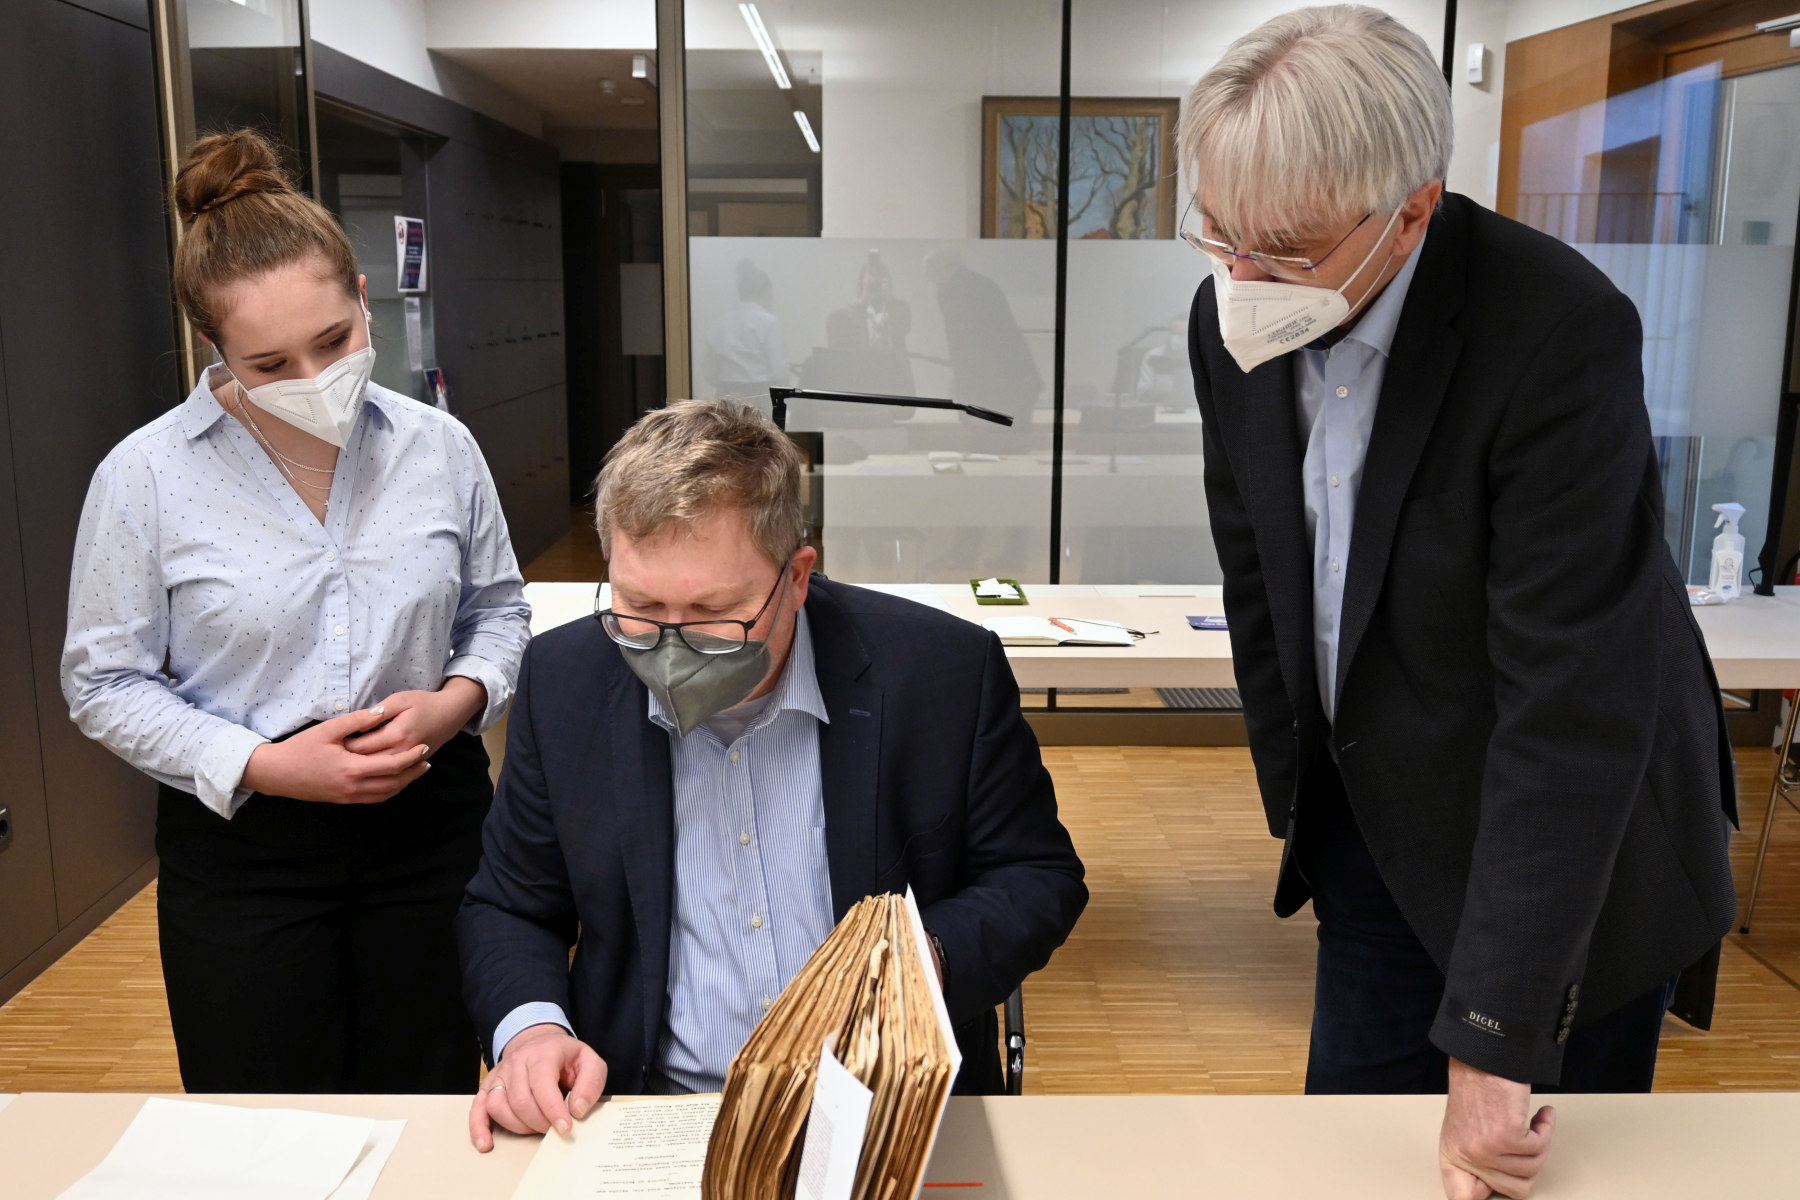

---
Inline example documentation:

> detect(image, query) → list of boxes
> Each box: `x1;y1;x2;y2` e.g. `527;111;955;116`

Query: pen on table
1049;618;1075;633
1079;617;1157;638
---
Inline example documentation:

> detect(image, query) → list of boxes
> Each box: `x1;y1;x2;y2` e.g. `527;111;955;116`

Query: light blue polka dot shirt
61;367;531;818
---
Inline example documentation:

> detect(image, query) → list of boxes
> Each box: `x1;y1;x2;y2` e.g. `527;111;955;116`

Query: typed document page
512;1095;723;1200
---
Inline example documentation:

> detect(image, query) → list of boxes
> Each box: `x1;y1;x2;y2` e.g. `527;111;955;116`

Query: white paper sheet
511;1095;723;1200
973;577;1020;599
0;1093;16;1116
327;1119;407;1200
901;887;963;1200
795;1044;875;1200
56;1097;377;1200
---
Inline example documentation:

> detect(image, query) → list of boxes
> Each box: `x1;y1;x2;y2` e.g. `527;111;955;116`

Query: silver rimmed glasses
1178;195;1373;283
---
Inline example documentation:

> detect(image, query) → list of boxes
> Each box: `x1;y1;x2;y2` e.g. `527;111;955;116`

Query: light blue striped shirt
1296;233;1425;722
61;367;530;817
493;611;836;1091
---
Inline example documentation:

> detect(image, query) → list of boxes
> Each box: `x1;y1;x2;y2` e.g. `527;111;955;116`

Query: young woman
61;129;530;1093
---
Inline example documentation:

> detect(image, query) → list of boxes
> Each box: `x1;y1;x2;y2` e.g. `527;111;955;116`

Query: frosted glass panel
684;0;1061;584
1513;54;1800;581
1061;240;1217;584
690;237;1054;582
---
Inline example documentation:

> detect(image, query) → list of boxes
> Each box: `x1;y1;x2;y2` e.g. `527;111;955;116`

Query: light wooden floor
2;746;1796;1095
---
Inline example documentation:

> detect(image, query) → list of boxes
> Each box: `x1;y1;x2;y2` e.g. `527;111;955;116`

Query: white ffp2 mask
1211;209;1402;373
229;314;376;447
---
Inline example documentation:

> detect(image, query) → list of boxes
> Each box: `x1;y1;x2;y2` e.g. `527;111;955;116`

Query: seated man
459;400;1087;1149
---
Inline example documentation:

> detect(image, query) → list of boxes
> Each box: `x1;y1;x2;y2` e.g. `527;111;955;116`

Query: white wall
308;0;564;136
1446;0;1507;207
1506;0;1645;42
310;0;437;93
425;0;655;49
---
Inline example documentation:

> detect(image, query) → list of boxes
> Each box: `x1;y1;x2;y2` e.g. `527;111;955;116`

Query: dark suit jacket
1189;192;1737;1085
457;576;1087;1094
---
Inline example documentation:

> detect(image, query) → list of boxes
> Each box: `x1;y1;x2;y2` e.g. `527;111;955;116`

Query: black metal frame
766;386;1014;432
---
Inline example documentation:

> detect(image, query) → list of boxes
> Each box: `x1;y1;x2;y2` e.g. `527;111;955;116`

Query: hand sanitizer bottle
1710;502;1747;601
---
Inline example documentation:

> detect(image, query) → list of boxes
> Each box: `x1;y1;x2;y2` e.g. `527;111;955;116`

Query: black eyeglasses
595;568;790;655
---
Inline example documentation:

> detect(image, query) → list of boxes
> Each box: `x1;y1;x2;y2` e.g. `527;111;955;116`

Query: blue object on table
1188;615;1229;631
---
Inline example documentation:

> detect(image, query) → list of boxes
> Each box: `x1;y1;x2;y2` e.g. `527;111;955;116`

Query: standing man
1182;8;1734;1198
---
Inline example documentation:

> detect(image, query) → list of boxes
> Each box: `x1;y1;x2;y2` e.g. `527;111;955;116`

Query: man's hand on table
469;1024;607;1152
1439;1057;1556;1199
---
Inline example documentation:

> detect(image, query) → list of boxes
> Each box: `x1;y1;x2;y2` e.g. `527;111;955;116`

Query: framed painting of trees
981;96;1180;239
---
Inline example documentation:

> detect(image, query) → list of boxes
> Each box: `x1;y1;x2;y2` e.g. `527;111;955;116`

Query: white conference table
525;581;1800;692
4;1090;1798;1198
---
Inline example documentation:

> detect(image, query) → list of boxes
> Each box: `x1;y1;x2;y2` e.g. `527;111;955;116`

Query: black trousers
155;730;491;1094
1296;754;1673;1094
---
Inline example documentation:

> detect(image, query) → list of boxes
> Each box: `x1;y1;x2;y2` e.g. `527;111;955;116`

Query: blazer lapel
805;583;881;921
1335;207;1469;701
607;666;675;1067
1224;352;1319;721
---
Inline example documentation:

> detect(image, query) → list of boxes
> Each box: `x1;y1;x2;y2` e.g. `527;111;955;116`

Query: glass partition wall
683;0;1063;585
680;0;1459;595
1500;2;1800;588
678;0;1800;701
154;0;319;390
1058;0;1443;589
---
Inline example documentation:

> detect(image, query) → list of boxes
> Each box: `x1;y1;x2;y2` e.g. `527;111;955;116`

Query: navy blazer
457;575;1087;1094
1190;192;1735;1084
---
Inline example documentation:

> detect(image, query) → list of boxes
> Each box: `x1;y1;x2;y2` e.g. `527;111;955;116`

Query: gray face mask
622;633;772;738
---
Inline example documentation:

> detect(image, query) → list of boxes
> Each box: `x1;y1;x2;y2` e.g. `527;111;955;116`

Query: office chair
1004;986;1025;1096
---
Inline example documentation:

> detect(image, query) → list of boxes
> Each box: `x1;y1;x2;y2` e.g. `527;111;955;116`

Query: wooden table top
5;1090;1800;1198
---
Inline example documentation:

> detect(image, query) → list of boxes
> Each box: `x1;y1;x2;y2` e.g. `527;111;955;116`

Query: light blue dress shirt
492;610;836;1092
1295;233;1426;722
61;367;530;817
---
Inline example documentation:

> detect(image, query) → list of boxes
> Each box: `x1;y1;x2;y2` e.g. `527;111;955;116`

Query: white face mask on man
227;309;376;448
1211;208;1402;373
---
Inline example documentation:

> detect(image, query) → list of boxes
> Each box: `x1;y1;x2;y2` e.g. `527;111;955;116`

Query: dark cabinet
0;0;179;998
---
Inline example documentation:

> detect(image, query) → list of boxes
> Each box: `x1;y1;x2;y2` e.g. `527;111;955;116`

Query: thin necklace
233;391;336;475
230;389;335;496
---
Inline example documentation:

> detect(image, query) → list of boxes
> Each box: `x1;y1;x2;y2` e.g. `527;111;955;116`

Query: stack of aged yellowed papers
704;890;960;1200
512;890;960;1200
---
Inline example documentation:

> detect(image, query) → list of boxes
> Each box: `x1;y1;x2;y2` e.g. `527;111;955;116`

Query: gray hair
595;399;806;567
1178;5;1452;245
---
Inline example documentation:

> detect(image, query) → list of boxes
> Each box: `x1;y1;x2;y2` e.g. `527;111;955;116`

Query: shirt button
1331;558;1341;573
333;700;347;711
333;624;345;636
1335;385;1349;398
739;831;751;846
1330;474;1341;487
750;914;764;929
762;997;774;1012
324;550;337;562
729;749;741;764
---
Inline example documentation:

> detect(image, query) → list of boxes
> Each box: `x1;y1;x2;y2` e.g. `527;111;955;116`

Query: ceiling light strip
793;109;820;153
739;3;792;89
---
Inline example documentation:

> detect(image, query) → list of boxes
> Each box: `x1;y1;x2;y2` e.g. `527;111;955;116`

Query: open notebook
981;616;1136;646
513;891;960;1200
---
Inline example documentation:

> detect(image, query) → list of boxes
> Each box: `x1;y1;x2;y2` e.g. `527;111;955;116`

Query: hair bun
173;129;294;226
